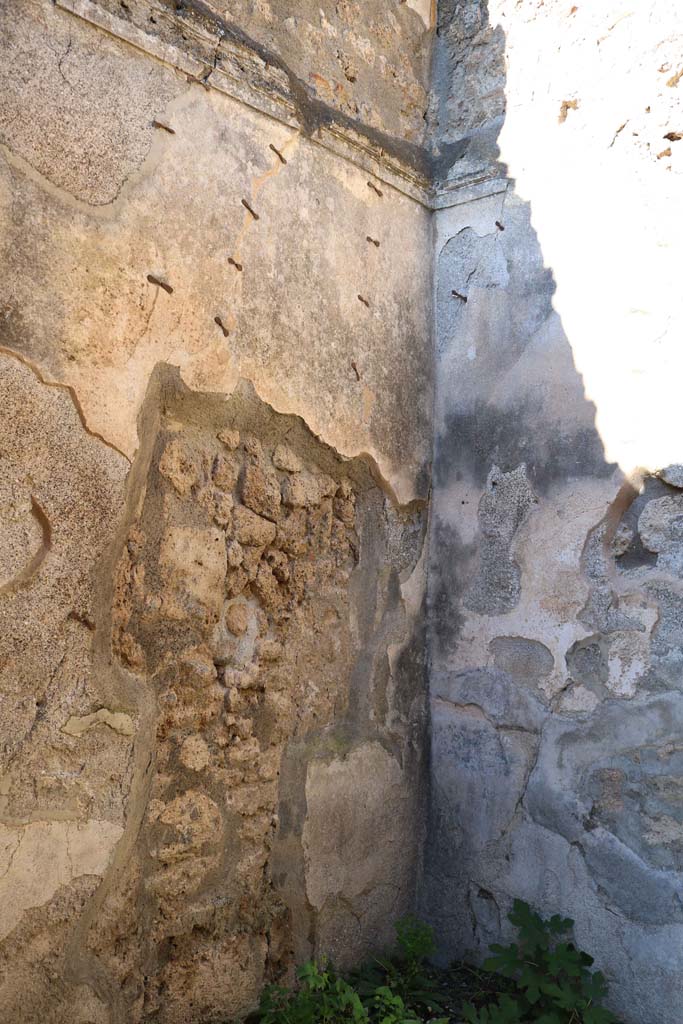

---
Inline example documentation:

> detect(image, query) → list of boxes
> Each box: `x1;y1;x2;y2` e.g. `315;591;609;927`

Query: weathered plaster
2;1;683;1022
425;7;683;1022
303;741;419;968
0;820;123;943
0;0;432;504
0;2;432;1017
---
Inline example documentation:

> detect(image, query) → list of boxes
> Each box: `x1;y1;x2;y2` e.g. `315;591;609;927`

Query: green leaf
395;915;436;965
462;1002;484;1024
484;944;521;977
547;914;573;935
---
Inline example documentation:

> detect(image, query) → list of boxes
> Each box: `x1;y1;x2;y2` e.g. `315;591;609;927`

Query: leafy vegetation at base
254;902;619;1024
257;917;447;1024
462;900;618;1024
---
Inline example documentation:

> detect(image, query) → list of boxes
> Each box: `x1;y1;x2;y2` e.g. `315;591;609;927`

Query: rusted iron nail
452;289;467;303
351;361;360;381
214;316;229;337
269;143;287;164
367;181;383;197
147;274;173;294
366;236;380;247
152;120;175;134
241;199;260;220
228;257;243;271
358;295;370;308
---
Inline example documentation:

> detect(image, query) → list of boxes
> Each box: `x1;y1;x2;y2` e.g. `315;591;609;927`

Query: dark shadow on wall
427;0;615;665
421;6;683;1024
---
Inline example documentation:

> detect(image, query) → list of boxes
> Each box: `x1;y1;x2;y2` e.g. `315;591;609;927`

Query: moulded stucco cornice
56;0;505;210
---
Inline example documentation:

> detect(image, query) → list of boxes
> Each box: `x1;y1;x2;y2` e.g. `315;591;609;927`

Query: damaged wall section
425;3;683;1021
98;369;428;1022
425;189;683;1024
0;2;432;1019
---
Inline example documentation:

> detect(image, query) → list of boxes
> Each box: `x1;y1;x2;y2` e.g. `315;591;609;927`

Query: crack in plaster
433;696;539;736
0;346;130;463
55;0;436;203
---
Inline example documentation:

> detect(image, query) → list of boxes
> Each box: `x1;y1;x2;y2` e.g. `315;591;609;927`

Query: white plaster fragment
62;707;136;737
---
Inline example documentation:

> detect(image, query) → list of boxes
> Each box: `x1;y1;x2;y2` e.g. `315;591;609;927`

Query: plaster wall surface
0;1;431;1020
2;0;683;1022
425;5;683;1024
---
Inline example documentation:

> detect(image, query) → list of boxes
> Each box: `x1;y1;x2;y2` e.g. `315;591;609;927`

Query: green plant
351;916;446;1017
256;918;448;1024
462;900;619;1024
396;916;437;966
372;986;430;1024
258;961;368;1024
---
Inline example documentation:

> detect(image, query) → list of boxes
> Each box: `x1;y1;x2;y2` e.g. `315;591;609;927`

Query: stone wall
2;1;683;1022
426;4;683;1024
0;2;432;1021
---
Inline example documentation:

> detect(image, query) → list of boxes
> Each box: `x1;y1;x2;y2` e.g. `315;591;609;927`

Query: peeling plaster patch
303;741;415;968
0;820;123;941
489;636;554;689
526;695;683;922
465;465;536;616
638;494;683;576
62;708;136;737
605;635;649;698
89;371;427;1016
435;227;508;361
429;667;545;875
604;595;657;698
